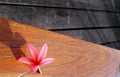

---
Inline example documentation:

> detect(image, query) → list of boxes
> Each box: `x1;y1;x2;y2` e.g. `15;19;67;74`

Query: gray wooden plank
55;28;120;49
0;5;120;30
0;0;119;11
55;28;120;44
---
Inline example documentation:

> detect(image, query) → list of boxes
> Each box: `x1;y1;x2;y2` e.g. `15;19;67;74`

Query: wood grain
0;18;120;77
0;3;120;49
0;5;120;30
0;0;119;11
55;28;120;49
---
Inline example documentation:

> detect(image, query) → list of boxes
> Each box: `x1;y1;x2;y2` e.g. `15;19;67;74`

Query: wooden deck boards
0;18;120;77
0;0;120;49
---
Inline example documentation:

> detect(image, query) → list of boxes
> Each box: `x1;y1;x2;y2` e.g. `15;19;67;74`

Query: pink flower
18;42;55;74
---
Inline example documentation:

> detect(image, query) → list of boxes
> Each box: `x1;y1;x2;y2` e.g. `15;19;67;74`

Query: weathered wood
0;5;120;30
55;28;120;43
0;0;119;11
0;18;120;77
55;28;120;49
0;4;120;49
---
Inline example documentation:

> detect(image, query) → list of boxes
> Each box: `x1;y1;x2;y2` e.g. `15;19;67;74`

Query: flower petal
40;58;55;66
30;65;39;72
18;57;32;65
38;43;48;61
28;42;38;60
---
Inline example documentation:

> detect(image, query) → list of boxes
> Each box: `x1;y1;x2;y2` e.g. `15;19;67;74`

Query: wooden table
0;18;120;77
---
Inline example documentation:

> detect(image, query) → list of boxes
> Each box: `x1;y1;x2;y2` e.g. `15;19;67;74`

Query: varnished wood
1;5;120;49
56;28;120;49
0;18;120;77
0;3;120;49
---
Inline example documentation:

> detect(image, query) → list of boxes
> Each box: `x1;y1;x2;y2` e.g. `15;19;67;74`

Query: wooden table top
0;18;120;77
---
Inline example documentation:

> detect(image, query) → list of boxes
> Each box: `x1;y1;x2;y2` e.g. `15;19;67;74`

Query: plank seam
50;26;120;31
0;2;120;13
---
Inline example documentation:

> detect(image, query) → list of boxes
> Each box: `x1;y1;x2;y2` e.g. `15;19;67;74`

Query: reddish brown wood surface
0;18;120;77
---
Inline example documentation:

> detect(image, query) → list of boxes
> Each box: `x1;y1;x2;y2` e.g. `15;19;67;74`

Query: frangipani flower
18;42;55;74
